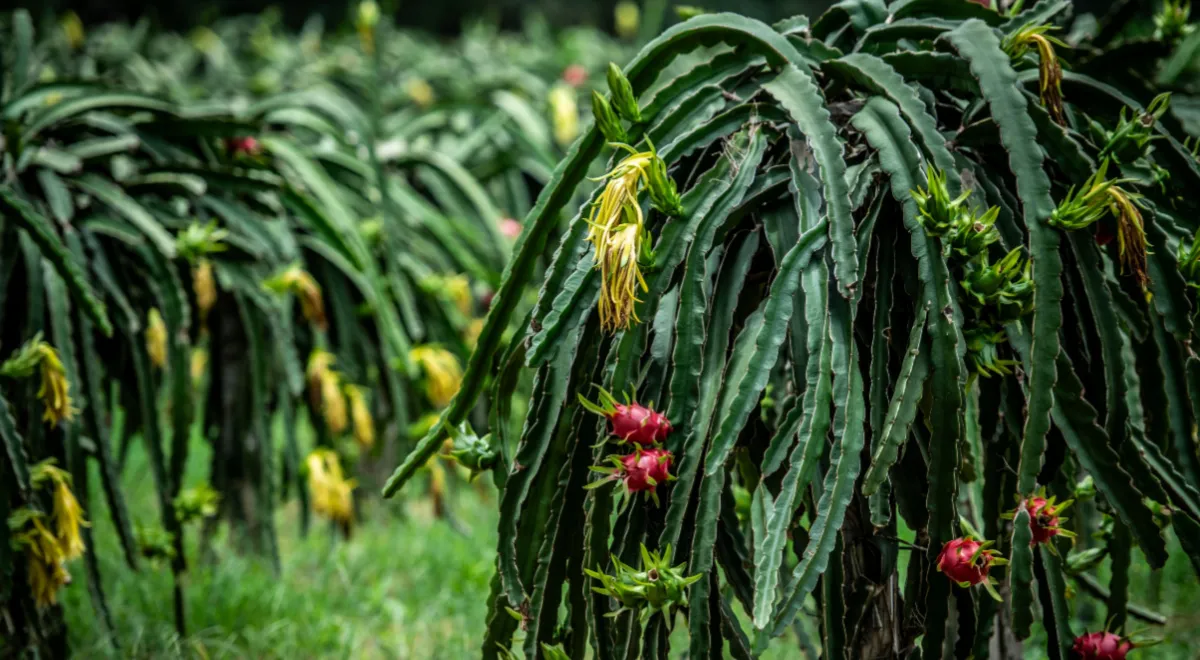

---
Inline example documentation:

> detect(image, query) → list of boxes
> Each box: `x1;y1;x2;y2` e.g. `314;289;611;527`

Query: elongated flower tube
410;345;463;408
146;308;167;369
264;264;328;330
306;449;355;531
1004;24;1066;124
1049;160;1148;284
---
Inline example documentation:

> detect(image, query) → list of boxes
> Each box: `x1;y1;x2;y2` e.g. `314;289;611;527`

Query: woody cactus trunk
384;2;1200;658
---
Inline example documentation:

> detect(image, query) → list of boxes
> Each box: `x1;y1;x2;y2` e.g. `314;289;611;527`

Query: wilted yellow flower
31;460;89;561
146;308;167;369
464;318;485;350
264;265;327;331
345;384;375;449
193;260;216;329
61;11;84;50
1107;187;1148;286
19;515;71;607
549;85;580;147
615;1;640;39
307;350;347;435
407;77;435;108
306;449;355;530
445;274;472;317
190;347;208;386
586;147;659;331
357;1;379;53
410;345;463;408
36;344;76;425
1004;25;1066;125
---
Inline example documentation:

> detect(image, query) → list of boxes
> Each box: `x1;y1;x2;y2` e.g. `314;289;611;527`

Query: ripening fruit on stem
500;217;522;239
936;536;1005;601
578;387;672;445
225;136;261;157
562;64;587;87
1071;631;1133;660
1002;491;1076;546
621;448;673;492
588;448;674;505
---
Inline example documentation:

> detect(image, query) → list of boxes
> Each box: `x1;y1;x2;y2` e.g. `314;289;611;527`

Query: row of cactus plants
383;0;1200;657
0;5;630;654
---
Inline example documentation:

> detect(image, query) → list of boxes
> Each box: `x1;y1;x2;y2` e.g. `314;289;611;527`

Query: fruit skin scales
620;448;672;493
609;402;672;446
936;538;995;585
579;387;673;446
1071;631;1133;660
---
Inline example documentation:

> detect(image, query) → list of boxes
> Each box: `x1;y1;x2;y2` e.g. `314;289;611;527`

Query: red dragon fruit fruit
579;387;672;446
936;536;1006;601
1002;491;1075;546
1071;631;1132;660
226;136;262;157
620;448;673;492
562;64;588;87
500;217;523;239
588;448;674;505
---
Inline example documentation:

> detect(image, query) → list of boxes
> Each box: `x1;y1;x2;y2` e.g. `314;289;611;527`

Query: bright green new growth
382;3;1200;658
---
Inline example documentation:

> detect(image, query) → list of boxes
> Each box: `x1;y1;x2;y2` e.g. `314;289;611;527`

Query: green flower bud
948;206;1000;259
646;149;683;217
606;63;642;123
912;166;972;237
1073;475;1096;501
444;423;498;481
591;90;627;143
1066;547;1106;573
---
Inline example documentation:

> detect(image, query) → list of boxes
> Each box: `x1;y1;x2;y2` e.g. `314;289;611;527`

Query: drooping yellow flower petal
146;308;167;369
345;384;375;449
35;344;76;425
1107;187;1149;286
193;260;217;330
306;449;356;530
1004;25;1066;125
585;148;657;332
51;481;89;561
410;345;463;408
307;350;348;435
12;513;72;608
265;266;327;331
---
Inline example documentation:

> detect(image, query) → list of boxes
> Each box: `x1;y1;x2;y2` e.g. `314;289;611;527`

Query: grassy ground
63;434;499;659
63;433;1200;658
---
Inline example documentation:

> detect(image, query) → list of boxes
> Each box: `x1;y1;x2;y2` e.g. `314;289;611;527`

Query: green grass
62;430;1200;658
63;434;499;659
